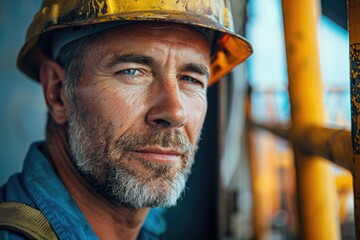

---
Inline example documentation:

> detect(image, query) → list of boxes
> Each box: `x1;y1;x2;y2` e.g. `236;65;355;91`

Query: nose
146;81;188;128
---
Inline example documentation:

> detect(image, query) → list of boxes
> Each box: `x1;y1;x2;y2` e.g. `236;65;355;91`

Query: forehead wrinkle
99;39;209;71
120;36;209;53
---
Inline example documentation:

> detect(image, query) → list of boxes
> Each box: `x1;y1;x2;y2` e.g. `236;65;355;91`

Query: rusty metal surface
350;45;360;236
349;0;360;236
351;43;360;155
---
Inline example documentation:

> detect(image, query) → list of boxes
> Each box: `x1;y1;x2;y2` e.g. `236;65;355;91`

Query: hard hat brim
18;10;253;85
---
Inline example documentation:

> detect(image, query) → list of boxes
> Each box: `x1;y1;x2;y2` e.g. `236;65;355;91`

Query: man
0;0;252;239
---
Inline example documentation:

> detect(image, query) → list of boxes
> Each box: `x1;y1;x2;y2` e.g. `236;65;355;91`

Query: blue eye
182;75;205;86
182;76;197;83
120;69;138;75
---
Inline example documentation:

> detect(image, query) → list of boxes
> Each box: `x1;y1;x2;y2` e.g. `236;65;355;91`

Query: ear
40;60;68;125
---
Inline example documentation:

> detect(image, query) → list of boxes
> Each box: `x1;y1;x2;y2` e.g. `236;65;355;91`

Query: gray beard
67;104;197;209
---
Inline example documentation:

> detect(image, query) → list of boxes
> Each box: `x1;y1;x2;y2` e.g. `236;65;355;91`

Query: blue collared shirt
0;142;166;239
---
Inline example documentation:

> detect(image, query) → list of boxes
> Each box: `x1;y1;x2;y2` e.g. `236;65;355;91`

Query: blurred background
0;0;46;184
0;0;353;239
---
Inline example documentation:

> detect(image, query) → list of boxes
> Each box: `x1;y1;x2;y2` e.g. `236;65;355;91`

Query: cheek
77;84;147;133
184;96;208;143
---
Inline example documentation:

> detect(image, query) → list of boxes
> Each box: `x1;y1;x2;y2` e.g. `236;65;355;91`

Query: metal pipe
349;0;360;236
292;126;353;171
250;122;290;140
281;0;341;239
245;89;265;240
251;122;353;172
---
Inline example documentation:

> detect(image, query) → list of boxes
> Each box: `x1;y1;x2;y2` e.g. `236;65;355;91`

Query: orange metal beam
245;92;264;240
281;0;341;239
251;122;353;172
252;0;360;237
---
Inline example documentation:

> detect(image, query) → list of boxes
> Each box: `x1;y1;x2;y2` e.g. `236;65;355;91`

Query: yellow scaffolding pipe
251;123;353;172
349;0;360;236
281;0;340;239
245;91;263;240
251;121;356;236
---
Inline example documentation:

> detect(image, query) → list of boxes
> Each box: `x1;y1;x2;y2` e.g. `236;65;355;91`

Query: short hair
56;35;95;103
45;34;97;139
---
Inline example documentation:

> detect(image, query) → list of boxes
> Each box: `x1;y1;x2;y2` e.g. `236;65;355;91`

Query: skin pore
40;22;210;239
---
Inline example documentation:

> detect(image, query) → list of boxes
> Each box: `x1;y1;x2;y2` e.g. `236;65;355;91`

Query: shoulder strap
0;202;58;240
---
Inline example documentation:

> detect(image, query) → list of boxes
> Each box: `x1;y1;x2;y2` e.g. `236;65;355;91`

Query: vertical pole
349;0;360;237
281;0;340;239
245;87;264;240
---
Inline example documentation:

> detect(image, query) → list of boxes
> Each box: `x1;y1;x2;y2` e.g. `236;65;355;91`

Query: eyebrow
103;53;210;79
182;63;210;80
104;53;155;69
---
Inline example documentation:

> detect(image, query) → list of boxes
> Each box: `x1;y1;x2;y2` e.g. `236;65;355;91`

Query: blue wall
0;1;45;184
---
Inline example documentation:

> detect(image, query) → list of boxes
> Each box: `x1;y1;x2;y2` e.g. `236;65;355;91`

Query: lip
134;148;182;163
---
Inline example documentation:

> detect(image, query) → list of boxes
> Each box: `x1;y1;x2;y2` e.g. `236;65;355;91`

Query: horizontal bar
249;86;349;94
251;121;354;172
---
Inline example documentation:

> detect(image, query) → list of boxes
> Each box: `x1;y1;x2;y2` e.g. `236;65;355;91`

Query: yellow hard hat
18;0;253;85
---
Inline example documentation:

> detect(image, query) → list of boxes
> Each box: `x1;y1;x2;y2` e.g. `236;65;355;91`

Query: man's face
66;22;210;208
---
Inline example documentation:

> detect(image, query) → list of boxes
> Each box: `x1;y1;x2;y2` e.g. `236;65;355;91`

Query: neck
46;125;149;240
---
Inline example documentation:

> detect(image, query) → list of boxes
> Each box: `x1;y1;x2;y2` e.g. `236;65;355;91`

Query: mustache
112;128;195;156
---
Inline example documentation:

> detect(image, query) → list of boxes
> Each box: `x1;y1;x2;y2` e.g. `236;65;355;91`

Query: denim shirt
0;142;166;239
